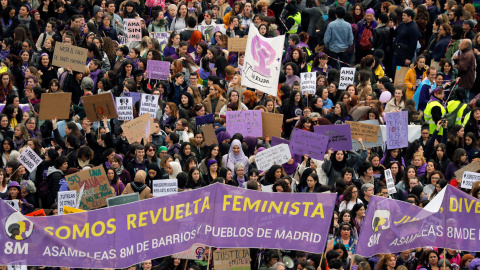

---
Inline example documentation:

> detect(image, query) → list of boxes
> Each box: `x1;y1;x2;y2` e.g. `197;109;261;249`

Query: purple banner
195;113;214;126
0;184;336;268
226;110;263;137
123;92;142;105
385;111;408;149
314;124;352;151
356;185;480;256
290;128;329;160
271;136;302;163
146;60;170;81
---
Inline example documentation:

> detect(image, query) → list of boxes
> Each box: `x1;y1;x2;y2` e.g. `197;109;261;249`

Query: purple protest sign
271;136;302;163
0;184;336;268
195;113;214;126
356;185;480;257
385;111;408;149
146;60;170;81
290;128;329;160
122;92;141;105
314;125;352;151
226;110;263;137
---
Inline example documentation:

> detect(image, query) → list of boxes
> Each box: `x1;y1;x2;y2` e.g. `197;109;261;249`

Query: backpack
443;103;466;129
359;26;373;51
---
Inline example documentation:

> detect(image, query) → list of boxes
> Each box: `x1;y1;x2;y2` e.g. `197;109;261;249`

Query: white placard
58;190;77;215
115;97;134;121
255;144;292;171
152;179;178;197
139;94;159;119
461;171;480;189
300;72;316;95
261;184;273;192
7;260;27;270
384;169;396;194
5;200;19;211
339;67;356;90
16;146;42;172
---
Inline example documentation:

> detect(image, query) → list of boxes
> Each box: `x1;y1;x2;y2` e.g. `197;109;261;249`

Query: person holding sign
3;181;34;215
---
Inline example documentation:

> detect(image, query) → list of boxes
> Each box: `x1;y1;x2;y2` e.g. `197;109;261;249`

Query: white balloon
379;91;392;103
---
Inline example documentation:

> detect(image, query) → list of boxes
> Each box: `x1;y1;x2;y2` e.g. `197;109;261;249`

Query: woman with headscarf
122;171;151;200
223;139;249;173
204;159;219;184
145;163;163;189
243;136;257;157
167;161;182;179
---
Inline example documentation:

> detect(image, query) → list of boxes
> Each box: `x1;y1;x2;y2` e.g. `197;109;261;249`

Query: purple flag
356;185;480;257
290;128;329;160
314;125;352;151
0;184;336;268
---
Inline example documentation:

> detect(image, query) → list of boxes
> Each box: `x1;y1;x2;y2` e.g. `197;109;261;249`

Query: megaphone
283;256;295;269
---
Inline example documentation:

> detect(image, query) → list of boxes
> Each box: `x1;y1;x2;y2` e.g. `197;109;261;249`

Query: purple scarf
283;161;298;175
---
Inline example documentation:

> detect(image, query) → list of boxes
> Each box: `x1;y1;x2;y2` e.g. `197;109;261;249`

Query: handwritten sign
213;248;251;270
146;60;170;80
121;113;155;144
82;93;118;122
454;161;480;183
339;67;356;90
52;43;87;73
255;144;292;171
226;110;262;137
57;190;77;215
461;171;480;189
66;166;113;210
314;125;352;151
16;147;42;172
384;169;396;194
125;19;142;41
139;94;159;119
351;120;384;150
196;113;214;126
39;93;72;120
301;72;316;95
228;37;248;52
152;179;178;197
346;121;380;143
203;124;218;146
290;128;329;160
261;112;283;139
116;97;134;121
271;136;302;163
173;244;206;259
385;111;408;149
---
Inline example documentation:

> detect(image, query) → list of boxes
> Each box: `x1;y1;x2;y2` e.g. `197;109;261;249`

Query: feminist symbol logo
195;247;205;259
251;35;276;76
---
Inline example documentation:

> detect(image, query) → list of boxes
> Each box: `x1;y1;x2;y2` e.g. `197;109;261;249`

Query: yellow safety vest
446;100;467;126
463;111;471;126
424;100;446;135
287;13;301;34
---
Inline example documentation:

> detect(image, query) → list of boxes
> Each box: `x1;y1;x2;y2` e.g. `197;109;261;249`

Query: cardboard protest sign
461;171;480;189
115;97;134;121
228;37;248;52
63;206;86;214
351;120;383;150
454;161;480;184
146;60;170;80
290;128;329;160
261;112;283;139
121;113;156;144
123;91;142;105
5;200;19;211
173;244;206;259
255;144;292;171
339;67;356;90
125;19;142;41
301;72;316;95
81;93;118;122
346;121;380;142
384;169;396;194
52;43;88;73
152;179;178;197
107;193;140;207
213;248;251;270
139;94;159;119
226;110;262;137
25;209;46;217
66;165;114;210
39;93;72;120
242;23;285;96
196;113;214;126
314;125;352;151
16;147;42;172
203;124;218;146
57;191;77;215
385;111;409;149
394;66;409;86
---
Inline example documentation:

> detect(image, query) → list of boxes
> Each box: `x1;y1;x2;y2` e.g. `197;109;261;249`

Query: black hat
132;69;143;77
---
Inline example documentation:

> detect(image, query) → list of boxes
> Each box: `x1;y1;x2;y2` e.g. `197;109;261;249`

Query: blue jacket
432;35;451;62
414;78;436;111
324;18;354;53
